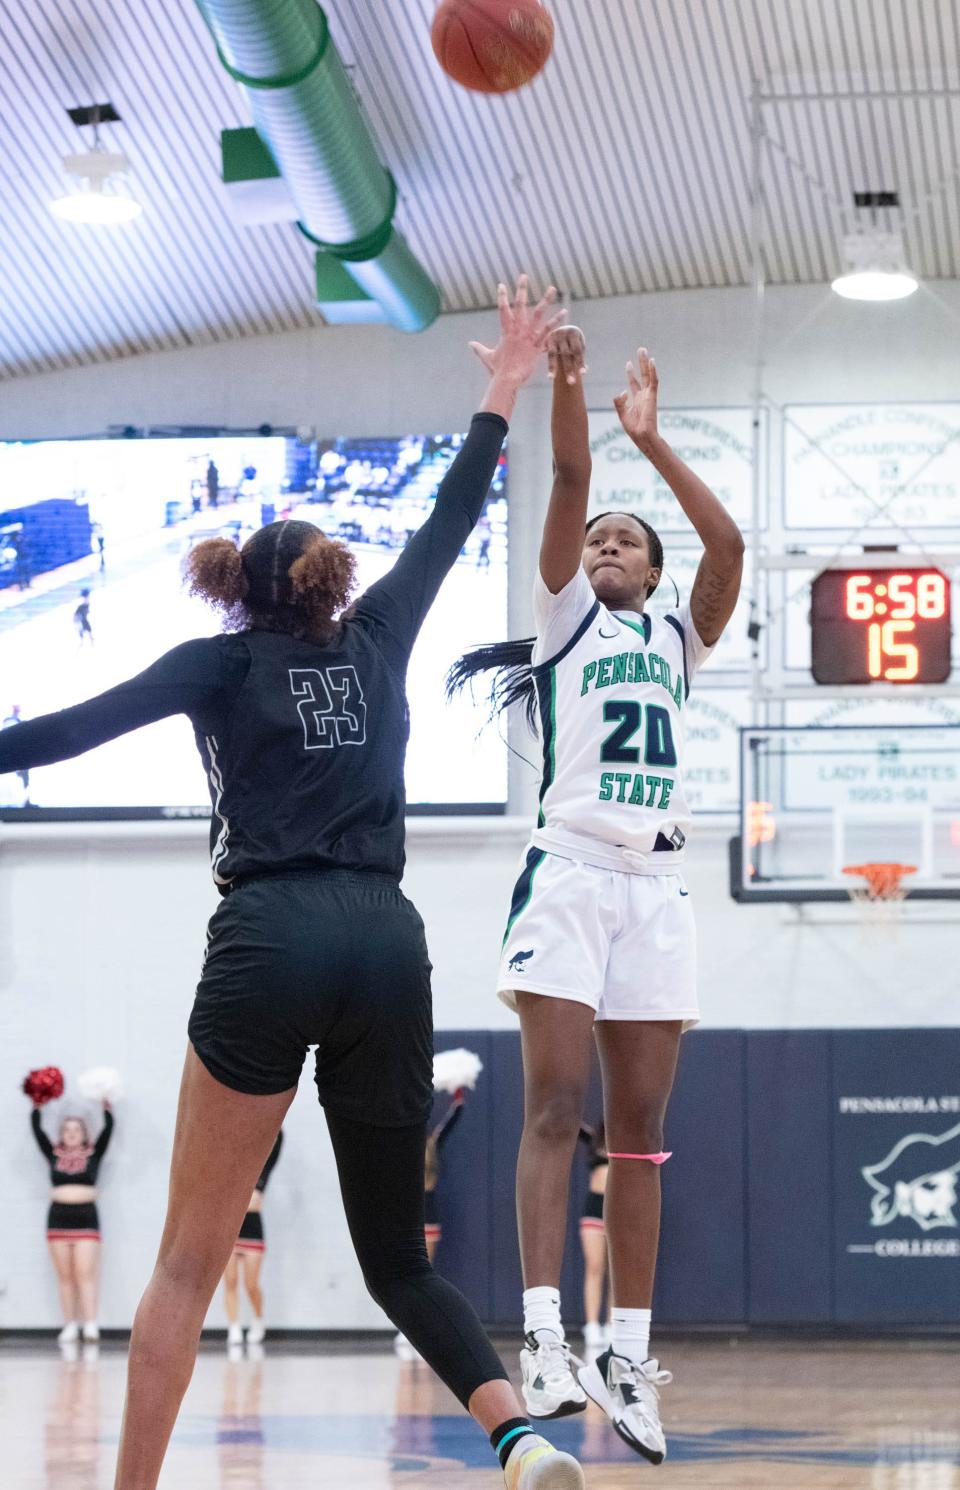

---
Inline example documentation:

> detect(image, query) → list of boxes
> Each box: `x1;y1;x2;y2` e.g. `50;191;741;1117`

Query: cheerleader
222;1131;283;1346
29;1098;113;1344
395;1089;466;1360
426;1089;467;1258
578;1123;609;1354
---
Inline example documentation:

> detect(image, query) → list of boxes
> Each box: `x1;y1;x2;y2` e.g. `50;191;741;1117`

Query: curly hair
184;520;356;644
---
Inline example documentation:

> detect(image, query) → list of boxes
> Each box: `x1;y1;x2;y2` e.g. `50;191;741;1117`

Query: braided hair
446;512;663;728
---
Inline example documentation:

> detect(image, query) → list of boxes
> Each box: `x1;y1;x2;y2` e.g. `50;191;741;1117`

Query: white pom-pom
76;1066;123;1102
433;1048;483;1094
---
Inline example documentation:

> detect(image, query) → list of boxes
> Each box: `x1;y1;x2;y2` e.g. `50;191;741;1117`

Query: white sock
610;1307;651;1362
523;1286;564;1341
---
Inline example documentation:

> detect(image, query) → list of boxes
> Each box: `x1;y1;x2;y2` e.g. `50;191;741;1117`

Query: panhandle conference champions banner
587;407;759;536
784;402;960;531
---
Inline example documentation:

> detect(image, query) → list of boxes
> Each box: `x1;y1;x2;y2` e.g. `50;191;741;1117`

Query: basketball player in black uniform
74;589;93;646
0;279;583;1490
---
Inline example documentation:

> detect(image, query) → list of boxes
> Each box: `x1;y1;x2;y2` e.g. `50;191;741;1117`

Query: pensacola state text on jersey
528;566;715;871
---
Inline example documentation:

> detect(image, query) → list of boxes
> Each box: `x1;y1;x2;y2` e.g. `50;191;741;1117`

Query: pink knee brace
607;1151;673;1164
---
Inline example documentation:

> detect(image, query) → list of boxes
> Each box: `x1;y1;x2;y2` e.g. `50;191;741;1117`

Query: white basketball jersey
529;567;714;871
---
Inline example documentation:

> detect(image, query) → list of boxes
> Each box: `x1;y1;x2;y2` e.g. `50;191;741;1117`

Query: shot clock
810;567;951;684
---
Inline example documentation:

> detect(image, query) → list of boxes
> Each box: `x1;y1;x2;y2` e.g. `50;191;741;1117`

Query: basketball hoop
842;861;917;928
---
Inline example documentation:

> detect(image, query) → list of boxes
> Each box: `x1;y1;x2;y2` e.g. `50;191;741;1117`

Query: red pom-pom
23;1066;65;1105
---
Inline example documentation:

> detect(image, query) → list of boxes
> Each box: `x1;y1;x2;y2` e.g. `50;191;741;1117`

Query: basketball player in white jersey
450;327;744;1463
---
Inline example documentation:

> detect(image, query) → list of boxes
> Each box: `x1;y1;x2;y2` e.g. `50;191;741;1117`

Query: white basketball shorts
497;847;700;1027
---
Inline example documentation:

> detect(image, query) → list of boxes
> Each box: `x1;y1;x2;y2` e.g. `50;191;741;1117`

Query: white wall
3;280;960;1328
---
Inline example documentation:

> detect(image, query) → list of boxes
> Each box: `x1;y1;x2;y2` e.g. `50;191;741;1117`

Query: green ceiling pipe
196;0;440;331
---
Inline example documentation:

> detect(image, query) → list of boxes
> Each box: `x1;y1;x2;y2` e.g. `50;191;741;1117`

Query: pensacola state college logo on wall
861;1122;960;1231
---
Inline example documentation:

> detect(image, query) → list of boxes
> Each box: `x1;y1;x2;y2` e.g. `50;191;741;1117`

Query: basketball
431;0;555;94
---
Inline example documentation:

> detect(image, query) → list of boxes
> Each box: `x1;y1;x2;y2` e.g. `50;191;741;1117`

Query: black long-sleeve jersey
0;414;507;886
32;1108;113;1185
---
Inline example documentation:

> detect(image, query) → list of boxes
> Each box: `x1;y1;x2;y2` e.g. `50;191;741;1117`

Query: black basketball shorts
189;870;434;1127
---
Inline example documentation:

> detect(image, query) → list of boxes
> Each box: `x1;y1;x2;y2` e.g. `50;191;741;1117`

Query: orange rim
842;861;917;898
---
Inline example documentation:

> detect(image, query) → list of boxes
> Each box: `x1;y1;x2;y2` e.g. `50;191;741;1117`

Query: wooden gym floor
3;1335;958;1489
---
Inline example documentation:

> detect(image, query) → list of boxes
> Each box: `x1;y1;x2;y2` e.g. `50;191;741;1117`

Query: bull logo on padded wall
861;1122;960;1231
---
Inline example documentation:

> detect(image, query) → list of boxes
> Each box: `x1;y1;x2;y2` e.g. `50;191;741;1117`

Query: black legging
325;1111;506;1407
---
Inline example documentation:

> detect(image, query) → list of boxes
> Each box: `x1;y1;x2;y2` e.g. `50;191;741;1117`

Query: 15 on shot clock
810;567;952;684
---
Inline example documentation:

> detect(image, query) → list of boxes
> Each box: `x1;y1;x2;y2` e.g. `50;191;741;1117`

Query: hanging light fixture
49;104;143;226
831;194;917;302
832;231;918;301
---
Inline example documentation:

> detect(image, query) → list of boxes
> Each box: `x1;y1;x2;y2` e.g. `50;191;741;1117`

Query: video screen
0;432;507;817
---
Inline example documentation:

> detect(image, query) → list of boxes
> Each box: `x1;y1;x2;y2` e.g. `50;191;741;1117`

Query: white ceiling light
831;230;918;302
49;105;142;226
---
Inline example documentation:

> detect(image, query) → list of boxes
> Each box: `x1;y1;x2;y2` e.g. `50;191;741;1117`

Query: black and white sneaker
578;1349;672;1464
520;1332;587;1419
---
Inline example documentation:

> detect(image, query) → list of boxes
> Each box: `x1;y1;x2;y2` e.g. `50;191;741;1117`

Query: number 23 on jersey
290;667;367;749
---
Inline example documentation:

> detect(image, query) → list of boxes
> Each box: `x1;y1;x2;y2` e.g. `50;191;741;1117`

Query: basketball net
842;861;917;931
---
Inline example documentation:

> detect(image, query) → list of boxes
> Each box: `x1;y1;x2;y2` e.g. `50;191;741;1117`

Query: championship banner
683;690;752;814
647;546;759;672
588;407;760;535
784;403;960;531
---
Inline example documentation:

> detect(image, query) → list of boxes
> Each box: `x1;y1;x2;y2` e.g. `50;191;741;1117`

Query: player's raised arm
538;326;591;594
472;275;566;422
0;639;238;774
615;348;745;645
356;276;566;656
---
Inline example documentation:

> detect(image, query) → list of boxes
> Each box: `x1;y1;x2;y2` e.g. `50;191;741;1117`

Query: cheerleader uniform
424;1093;464;1245
32;1109;113;1241
579;1128;608;1235
234;1132;283;1255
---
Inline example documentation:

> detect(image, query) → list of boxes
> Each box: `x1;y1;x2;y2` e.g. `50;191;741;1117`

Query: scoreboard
810;567;951;685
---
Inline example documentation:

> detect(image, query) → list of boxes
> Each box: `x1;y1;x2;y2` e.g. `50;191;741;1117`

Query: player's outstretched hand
547;325;588;385
470;276;568;390
614;347;660;452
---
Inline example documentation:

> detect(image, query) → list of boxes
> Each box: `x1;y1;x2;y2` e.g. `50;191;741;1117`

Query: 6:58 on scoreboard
810;568;952;685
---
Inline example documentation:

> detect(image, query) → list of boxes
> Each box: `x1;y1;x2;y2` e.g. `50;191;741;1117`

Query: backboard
731;725;960;903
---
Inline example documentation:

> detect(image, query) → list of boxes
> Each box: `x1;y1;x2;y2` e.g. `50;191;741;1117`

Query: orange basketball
431;0;555;94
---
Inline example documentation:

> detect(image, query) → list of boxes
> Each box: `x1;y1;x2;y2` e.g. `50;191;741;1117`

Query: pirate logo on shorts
861;1122;960;1231
509;949;535;973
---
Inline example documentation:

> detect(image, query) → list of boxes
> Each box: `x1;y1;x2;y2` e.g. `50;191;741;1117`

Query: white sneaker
226;1323;244;1347
579;1349;672;1464
57;1322;80;1345
246;1321;265;1345
82;1321;100;1343
503;1434;585;1490
520;1332;587;1419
